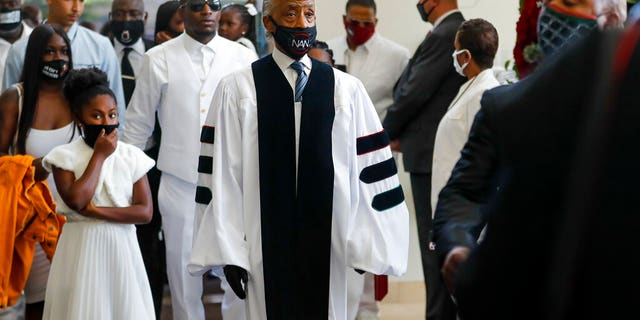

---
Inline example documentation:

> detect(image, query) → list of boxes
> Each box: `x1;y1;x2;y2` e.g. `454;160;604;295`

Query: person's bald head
416;0;458;25
111;0;147;22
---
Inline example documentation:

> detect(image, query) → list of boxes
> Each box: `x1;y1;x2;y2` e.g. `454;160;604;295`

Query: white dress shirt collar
433;9;461;29
67;22;79;42
182;33;221;80
359;32;380;52
272;47;312;75
114;37;146;56
182;32;219;53
0;21;32;46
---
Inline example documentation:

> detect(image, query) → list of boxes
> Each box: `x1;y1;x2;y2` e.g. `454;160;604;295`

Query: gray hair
263;0;272;16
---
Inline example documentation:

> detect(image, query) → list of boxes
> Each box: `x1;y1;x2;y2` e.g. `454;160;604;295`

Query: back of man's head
428;0;459;24
345;0;376;14
112;0;145;13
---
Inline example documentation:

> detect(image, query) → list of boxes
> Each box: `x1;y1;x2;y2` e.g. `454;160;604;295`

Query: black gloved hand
224;265;248;299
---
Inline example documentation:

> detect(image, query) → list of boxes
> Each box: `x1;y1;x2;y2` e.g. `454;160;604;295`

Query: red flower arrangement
514;0;545;78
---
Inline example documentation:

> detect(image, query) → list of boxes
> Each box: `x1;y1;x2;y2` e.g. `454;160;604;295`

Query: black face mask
81;124;119;148
110;20;144;45
416;2;435;22
0;8;21;31
269;17;316;60
40;60;70;81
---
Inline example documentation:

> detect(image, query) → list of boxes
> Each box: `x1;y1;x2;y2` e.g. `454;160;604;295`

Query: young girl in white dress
41;68;155;320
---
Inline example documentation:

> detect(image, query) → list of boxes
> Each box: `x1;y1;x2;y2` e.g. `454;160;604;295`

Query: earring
242;31;246;35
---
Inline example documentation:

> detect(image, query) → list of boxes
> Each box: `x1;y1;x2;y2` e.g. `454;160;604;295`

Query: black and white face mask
269;16;316;60
110;20;145;45
0;8;21;31
40;60;70;81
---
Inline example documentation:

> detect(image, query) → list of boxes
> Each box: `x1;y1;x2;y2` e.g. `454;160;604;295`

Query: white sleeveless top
13;83;79;197
26;123;78;198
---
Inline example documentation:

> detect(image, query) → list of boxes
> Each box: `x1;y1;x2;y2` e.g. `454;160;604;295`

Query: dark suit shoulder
143;38;156;51
433;12;465;36
428;12;465;50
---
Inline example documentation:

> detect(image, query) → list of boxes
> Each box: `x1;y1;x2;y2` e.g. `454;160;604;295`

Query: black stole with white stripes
252;55;335;319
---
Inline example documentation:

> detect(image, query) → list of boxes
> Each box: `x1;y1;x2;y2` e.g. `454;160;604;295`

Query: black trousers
137;145;166;319
410;173;456;320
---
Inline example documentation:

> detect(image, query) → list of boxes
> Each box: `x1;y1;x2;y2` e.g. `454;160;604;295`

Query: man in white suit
121;0;257;318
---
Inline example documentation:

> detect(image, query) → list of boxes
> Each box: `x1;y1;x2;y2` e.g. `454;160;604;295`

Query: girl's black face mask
81;124;119;148
269;16;316;60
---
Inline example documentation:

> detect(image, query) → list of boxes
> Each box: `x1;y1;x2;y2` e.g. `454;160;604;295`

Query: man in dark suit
108;0;165;318
382;0;464;319
434;13;638;320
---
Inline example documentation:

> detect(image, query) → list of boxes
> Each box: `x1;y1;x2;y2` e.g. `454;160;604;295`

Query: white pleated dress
41;139;155;320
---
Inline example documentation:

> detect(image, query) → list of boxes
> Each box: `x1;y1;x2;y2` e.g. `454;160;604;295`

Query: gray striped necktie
290;61;308;102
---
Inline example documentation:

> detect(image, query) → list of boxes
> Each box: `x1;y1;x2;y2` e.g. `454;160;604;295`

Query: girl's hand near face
93;128;117;159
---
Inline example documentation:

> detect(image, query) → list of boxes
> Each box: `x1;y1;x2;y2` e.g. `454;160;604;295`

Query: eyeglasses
183;0;221;12
346;18;375;28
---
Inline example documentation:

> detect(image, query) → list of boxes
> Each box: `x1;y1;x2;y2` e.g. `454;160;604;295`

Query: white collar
114;37;146;55
433;9;460;28
182;32;218;53
66;22;79;41
272;47;312;74
0;21;31;45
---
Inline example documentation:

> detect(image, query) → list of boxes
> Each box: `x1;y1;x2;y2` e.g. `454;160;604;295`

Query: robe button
32;235;37;239
46;241;52;247
49;226;54;231
201;108;206;113
200;92;206;97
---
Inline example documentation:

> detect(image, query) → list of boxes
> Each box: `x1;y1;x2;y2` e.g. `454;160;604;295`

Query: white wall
313;0;520;282
316;0;520;67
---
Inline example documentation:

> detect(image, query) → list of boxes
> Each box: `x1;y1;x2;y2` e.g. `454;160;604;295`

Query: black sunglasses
183;0;221;12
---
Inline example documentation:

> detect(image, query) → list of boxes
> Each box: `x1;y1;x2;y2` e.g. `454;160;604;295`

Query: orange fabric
0;155;65;310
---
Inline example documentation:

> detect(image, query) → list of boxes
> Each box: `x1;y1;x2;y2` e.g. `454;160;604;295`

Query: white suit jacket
431;69;500;216
122;33;257;184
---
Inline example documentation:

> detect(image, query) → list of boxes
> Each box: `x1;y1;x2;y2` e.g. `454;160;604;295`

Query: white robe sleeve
121;51;164;150
347;80;410;276
189;76;251;276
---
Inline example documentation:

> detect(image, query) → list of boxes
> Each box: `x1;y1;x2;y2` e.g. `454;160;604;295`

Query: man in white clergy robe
188;0;410;319
120;0;257;318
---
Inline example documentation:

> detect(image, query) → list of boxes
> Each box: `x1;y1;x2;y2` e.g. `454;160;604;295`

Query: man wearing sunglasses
189;0;410;319
121;0;257;319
